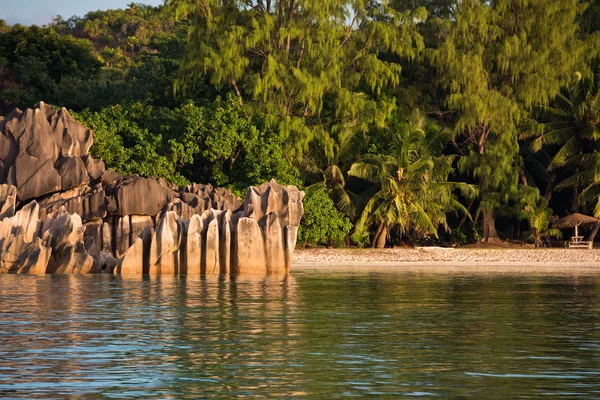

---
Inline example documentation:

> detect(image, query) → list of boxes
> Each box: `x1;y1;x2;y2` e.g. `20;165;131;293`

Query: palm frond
555;169;596;191
578;182;600;205
549;136;581;169
530;126;577;153
408;202;438;237
449;198;473;221
348;160;382;183
331;185;356;219
594;199;600;219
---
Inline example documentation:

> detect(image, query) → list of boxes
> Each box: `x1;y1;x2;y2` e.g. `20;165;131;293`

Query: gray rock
58;157;90;191
83;155;105;181
109;176;173;217
0;103;94;201
184;214;203;274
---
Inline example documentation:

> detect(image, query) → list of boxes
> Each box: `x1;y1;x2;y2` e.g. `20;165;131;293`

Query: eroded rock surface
0;103;304;275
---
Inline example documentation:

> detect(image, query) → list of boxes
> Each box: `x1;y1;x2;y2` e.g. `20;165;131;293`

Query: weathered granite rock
106;176;174;217
233;217;267;274
219;210;232;274
0;102;94;201
148;211;182;274
0;193;98;274
0;235;51;274
202;210;220;274
58;157;90;191
0;103;304;275
118;227;152;274
0;184;16;220
184;214;203;274
38;184;107;221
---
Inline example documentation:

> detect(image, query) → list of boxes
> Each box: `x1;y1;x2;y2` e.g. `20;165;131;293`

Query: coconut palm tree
300;121;369;220
522;197;562;248
348;109;476;247
528;59;600;210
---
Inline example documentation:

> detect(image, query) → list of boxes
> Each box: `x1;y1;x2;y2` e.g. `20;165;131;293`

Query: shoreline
292;248;600;272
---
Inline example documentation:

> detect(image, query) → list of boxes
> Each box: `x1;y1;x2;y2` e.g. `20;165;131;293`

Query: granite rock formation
0;102;304;274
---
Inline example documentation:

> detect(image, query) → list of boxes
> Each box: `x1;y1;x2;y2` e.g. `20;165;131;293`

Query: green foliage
579;0;600;35
74;95;301;189
0;25;101;109
172;0;426;159
298;185;353;246
184;94;302;192
0;7;198;113
521;195;562;248
0;25;101;82
429;0;584;241
449;227;471;246
348;109;476;246
526;58;600;215
74;103;198;185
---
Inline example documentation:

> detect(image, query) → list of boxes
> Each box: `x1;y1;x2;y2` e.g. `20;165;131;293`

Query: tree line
1;0;599;247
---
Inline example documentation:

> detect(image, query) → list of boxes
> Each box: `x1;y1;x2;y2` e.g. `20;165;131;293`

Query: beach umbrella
553;213;599;238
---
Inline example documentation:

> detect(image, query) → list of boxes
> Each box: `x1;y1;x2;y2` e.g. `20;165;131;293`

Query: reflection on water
1;269;600;398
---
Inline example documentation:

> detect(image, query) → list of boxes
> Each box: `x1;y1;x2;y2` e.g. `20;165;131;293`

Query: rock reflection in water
0;274;302;398
1;271;600;398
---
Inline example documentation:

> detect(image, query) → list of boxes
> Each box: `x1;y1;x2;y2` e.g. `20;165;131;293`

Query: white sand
293;247;600;273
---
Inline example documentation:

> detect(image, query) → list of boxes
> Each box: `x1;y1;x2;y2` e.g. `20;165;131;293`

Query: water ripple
0;272;599;397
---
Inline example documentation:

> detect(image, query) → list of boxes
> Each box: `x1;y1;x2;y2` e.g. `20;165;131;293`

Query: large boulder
107;176;174;217
0;184;16;220
0;102;96;201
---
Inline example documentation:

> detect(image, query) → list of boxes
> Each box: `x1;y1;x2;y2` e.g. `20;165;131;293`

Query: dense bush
0;25;102;111
74;95;301;190
298;185;353;246
74;103;198;185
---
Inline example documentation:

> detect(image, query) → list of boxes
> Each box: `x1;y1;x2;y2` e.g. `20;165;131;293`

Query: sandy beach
293;247;600;272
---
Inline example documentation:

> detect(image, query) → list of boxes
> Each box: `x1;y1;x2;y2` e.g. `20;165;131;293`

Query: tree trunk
586;222;600;243
458;198;476;229
545;172;556;202
482;209;499;242
371;222;388;248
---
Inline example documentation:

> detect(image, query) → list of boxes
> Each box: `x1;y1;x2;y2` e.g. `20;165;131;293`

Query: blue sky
0;0;165;26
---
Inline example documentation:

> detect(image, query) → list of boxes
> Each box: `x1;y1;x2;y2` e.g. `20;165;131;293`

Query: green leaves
173;0;426;159
429;0;584;240
74;103;197;185
521;195;562;248
348;109;473;245
74;94;301;190
298;185;353;246
0;25;102;109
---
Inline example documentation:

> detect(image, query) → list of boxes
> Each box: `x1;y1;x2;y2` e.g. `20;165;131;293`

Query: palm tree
528;59;600;209
348;109;476;247
522;197;562;248
300;122;368;220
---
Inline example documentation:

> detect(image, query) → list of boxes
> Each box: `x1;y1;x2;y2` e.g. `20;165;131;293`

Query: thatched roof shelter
553;213;599;238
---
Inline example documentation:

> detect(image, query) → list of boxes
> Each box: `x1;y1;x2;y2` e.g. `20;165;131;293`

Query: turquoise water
1;269;600;398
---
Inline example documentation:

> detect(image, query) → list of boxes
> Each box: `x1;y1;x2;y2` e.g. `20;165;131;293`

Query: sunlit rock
0;103;304;275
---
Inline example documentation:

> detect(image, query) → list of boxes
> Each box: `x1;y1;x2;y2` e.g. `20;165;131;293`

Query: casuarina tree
171;0;427;160
429;0;584;242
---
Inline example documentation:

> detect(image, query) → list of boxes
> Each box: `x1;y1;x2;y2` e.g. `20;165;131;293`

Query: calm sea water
1;268;600;398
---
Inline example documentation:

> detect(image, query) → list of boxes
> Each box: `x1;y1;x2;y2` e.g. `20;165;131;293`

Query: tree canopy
429;0;584;241
172;0;427;158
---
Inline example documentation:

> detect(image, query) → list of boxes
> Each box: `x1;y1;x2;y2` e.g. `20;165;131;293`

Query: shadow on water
0;270;599;398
